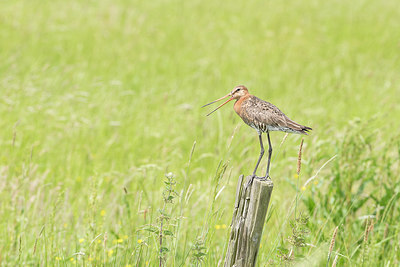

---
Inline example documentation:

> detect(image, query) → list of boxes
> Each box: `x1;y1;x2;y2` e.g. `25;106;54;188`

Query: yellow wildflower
55;256;61;261
215;225;221;230
112;239;123;244
108;249;114;257
137;239;143;244
221;224;227;229
88;257;94;261
100;210;106;217
301;186;306;191
294;174;299;179
79;238;85;243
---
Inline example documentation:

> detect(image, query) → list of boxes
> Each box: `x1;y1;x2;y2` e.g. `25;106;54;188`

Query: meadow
1;0;400;266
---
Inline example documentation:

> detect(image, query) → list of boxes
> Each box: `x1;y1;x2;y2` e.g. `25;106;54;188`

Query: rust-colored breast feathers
233;94;250;116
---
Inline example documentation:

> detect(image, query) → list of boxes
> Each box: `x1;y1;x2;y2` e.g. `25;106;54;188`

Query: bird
202;85;311;182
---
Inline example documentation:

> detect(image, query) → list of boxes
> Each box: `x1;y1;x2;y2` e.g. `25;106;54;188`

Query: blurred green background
1;0;399;266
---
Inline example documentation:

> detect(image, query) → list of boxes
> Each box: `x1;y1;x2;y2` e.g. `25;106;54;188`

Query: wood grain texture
224;175;274;267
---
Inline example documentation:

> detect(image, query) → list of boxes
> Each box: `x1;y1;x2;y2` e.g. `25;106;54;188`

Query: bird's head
202;85;249;116
230;85;249;100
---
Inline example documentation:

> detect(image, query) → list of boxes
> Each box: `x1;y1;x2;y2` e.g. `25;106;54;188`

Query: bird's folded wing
242;96;311;134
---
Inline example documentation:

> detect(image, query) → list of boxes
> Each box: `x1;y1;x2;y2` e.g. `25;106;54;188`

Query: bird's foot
259;174;271;181
245;174;271;189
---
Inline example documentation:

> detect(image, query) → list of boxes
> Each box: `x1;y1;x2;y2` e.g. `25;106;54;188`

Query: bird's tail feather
287;120;312;135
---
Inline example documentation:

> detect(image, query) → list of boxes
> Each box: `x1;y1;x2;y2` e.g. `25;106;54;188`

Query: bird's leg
262;131;273;180
246;133;264;189
252;132;264;177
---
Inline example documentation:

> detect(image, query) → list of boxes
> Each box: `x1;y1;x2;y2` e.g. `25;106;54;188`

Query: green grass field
1;0;400;266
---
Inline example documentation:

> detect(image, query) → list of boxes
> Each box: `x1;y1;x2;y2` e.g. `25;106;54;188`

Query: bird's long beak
202;93;234;116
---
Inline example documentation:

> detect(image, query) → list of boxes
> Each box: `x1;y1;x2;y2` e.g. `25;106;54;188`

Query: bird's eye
235;88;240;92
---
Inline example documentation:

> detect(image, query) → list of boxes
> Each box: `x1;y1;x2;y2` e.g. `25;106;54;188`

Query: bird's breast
233;100;241;115
233;95;250;117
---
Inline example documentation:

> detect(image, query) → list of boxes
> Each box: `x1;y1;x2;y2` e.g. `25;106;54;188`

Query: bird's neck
234;94;251;115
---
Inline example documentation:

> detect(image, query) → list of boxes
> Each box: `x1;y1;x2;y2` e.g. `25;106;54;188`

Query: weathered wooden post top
224;175;274;267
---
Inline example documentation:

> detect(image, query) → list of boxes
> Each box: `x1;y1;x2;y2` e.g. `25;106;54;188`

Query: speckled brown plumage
234;94;312;135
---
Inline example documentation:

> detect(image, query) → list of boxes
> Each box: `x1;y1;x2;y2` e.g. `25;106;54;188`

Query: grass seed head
329;226;339;253
297;138;304;175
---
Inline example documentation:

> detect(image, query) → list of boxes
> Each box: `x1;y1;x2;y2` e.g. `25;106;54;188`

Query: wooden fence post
224;175;274;267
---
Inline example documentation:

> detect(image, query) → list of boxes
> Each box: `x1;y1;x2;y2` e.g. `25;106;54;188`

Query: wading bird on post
202;85;311;182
